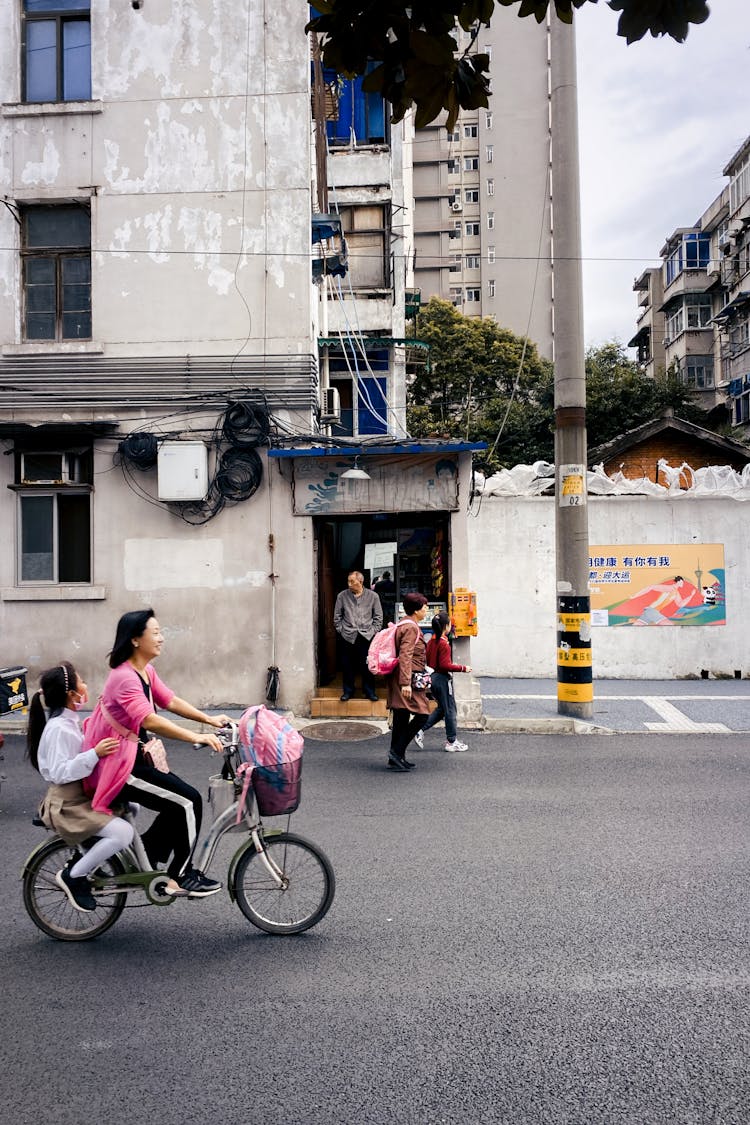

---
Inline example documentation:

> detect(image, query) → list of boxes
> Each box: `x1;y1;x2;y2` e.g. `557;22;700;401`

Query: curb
482;716;614;736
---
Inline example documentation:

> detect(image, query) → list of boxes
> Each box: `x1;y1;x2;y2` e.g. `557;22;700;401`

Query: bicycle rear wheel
233;831;335;935
23;838;127;942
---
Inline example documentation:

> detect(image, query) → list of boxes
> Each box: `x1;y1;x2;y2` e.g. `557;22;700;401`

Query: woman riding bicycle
83;609;230;899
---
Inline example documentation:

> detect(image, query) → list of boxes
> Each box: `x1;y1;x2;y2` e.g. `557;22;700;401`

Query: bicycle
21;720;335;941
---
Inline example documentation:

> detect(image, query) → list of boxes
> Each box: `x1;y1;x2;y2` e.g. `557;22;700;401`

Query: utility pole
549;13;592;719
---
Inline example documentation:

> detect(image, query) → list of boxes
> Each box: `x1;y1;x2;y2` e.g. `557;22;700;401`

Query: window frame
12;444;93;585
22;0;92;105
21;203;92;342
337;203;390;292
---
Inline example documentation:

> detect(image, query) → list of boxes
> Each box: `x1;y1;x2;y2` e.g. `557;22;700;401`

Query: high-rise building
412;13;553;358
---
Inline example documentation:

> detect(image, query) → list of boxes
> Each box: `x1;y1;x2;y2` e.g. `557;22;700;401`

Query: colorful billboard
589;544;725;627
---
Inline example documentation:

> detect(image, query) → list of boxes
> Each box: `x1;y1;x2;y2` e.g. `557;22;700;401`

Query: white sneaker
445;740;468;753
413;729;424;749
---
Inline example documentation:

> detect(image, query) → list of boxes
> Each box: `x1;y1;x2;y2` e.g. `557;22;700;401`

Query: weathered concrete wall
1;0;314;356
0;445;317;713
468;495;750;679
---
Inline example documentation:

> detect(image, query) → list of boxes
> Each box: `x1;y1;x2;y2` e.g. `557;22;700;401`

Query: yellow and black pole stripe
557;595;592;705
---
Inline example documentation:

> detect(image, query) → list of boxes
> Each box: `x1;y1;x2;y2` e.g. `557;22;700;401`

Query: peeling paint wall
1;0;314;356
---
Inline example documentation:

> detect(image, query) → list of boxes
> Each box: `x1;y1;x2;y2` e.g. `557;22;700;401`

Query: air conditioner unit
451;201;463;212
320;386;341;422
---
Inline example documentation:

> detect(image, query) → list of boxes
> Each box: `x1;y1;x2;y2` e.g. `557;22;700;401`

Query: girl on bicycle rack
83;609;230;900
27;662;133;914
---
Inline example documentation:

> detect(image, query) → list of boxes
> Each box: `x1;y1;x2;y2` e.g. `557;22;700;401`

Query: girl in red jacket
416;611;472;752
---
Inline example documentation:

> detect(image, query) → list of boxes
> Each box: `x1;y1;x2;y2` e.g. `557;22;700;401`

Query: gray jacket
333;588;383;644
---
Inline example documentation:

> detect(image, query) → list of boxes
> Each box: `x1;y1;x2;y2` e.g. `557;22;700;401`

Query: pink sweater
82;663;175;813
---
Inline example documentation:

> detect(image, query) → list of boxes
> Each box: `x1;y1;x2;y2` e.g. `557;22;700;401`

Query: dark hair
109;607;155;668
402;592;428;616
26;661;77;772
431;610;451;639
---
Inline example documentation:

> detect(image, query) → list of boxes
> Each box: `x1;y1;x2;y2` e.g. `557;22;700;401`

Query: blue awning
268;441;487;459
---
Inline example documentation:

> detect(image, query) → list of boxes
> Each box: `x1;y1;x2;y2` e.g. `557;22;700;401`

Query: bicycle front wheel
233;832;335;935
22;838;127;942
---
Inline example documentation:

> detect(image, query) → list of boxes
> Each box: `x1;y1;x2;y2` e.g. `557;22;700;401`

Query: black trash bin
0;667;29;715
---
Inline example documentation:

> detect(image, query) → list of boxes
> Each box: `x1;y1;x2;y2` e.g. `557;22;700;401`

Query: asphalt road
2;728;750;1125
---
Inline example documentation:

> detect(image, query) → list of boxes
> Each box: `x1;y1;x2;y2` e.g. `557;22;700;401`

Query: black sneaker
178;869;222;898
55;866;97;913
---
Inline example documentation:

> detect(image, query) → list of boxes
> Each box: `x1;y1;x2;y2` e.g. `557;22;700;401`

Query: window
449;286;462;306
465;221;480;237
485;111;493;130
485;145;493;164
465;288;481;302
450;220;462;239
23;0;91;103
447;128;460;142
14;445;92;583
21;205;91;341
323;66;387;146
487;211;495;231
464;189;479;204
487;279;495;298
465;255;480;270
730;153;750;215
483;45;492;60
463;156;479;172
449;254;461;273
681;356;715;389
339;204;389;290
486;178;495;196
463;124;478;139
487;246;496;264
665;233;710;286
447;158;458;174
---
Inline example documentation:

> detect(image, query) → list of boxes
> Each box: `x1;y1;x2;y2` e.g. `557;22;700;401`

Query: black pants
118;761;202;879
340;634;377;696
390;708;429;758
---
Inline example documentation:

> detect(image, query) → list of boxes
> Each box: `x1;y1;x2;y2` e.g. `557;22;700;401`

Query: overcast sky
575;0;750;348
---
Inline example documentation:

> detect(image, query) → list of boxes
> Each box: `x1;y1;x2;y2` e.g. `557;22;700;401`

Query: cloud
576;0;750;346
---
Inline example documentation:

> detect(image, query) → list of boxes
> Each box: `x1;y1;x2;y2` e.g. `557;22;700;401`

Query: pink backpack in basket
235;705;304;821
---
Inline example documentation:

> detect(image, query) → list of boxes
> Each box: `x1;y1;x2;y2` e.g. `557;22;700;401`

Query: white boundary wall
467;495;750;679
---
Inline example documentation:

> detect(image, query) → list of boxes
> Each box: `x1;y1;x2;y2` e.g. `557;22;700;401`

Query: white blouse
37;709;99;785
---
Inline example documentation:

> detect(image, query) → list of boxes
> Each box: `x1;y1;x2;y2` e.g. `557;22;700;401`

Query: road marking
482;693;740;733
641;697;730;733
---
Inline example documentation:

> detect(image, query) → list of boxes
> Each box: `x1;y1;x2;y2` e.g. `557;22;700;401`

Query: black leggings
390;708;429;758
118;762;202;879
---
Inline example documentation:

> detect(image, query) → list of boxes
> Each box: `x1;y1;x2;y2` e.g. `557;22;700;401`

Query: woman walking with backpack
414;611;472;752
385;592;431;772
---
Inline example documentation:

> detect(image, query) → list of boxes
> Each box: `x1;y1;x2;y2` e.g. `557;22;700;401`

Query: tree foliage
407;300;716;471
307;0;710;131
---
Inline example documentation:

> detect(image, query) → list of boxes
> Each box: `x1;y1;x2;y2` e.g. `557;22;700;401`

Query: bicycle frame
86;778;289;905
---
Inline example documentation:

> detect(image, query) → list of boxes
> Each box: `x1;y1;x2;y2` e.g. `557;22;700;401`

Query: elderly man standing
334;570;383;702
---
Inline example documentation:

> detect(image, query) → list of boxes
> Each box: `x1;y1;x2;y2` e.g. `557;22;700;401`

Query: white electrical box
157;441;209;501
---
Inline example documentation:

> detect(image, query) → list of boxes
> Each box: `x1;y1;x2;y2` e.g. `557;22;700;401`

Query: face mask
71;688;89;711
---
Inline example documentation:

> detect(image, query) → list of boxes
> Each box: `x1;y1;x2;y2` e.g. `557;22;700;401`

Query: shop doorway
315;513;451;685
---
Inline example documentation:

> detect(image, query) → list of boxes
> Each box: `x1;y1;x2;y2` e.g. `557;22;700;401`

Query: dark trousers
421;672;457;742
119;762;202;879
340;633;376;696
390;708;429;758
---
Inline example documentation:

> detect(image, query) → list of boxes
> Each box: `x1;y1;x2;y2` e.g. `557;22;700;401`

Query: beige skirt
39;781;112;844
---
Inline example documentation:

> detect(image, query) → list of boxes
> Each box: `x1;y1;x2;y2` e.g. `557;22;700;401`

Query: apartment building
412;12;553;359
0;1;479;718
631;135;750;433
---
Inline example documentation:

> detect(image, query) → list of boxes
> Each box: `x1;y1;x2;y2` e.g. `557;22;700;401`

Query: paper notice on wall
559;464;585;507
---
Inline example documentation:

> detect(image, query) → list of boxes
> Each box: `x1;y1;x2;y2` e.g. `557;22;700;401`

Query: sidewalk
479;676;750;734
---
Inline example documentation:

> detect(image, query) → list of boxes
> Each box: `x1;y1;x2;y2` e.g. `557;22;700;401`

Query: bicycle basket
251;758;302;817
